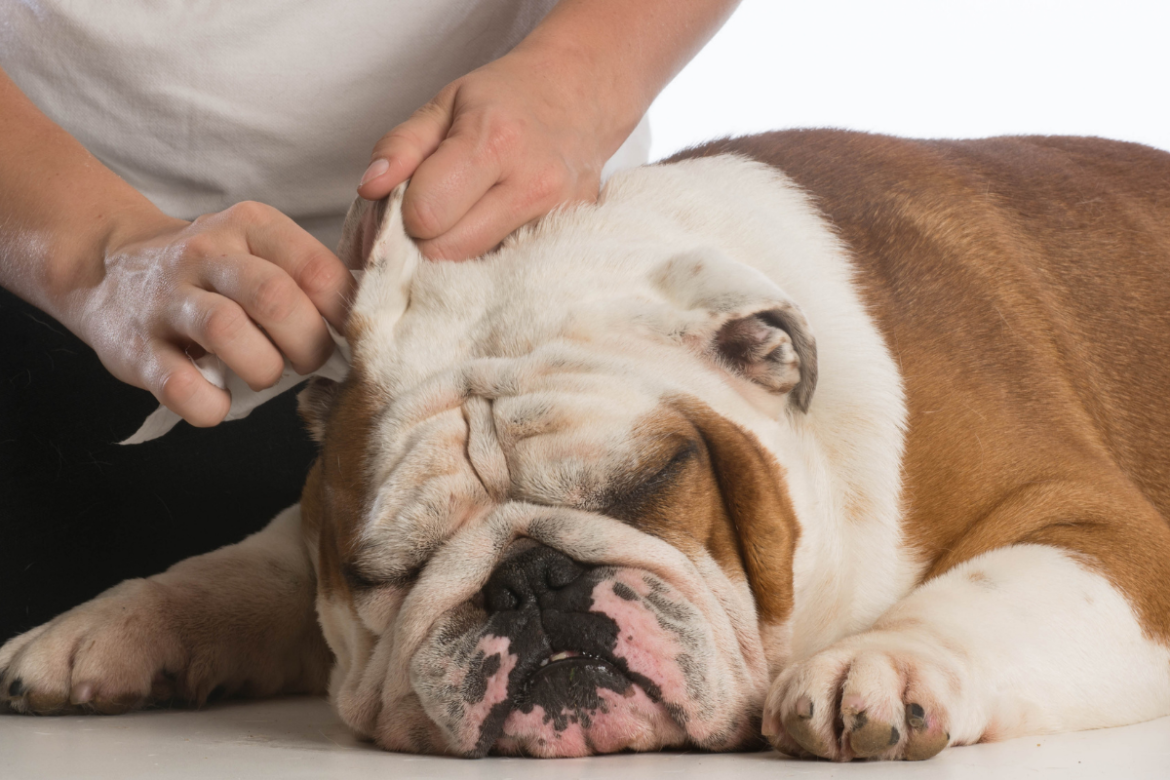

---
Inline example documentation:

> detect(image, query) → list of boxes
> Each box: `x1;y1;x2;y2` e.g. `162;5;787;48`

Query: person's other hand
75;203;355;427
357;49;631;261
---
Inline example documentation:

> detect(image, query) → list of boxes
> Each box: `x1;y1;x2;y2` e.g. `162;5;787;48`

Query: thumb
358;92;456;201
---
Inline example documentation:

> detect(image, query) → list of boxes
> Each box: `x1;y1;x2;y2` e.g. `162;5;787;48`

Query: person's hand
357;48;634;261
72;203;355;427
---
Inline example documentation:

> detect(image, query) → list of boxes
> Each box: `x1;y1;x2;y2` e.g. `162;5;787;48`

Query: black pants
0;288;316;642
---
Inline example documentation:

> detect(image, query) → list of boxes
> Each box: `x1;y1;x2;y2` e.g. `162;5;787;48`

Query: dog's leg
0;504;330;714
763;542;1170;761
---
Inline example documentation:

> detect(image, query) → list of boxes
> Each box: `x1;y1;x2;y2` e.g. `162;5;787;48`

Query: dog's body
5;130;1170;761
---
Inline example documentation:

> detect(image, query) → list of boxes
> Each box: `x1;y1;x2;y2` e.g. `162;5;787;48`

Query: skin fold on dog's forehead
335;212;734;551
346;203;780;490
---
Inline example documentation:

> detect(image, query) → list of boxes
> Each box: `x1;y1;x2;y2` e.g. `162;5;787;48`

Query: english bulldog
5;130;1170;762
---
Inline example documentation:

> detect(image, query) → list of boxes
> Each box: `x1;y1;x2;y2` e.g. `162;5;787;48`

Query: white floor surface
2;696;1168;779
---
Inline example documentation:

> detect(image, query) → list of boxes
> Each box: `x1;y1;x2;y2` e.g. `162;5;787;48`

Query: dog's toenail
8;678;25;697
795;697;814;719
848;710;899;757
908;703;926;729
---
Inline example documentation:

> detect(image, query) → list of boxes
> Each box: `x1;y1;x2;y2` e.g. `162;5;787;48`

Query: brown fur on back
671;131;1170;640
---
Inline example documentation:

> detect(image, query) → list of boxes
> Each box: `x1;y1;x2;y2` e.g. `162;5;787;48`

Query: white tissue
120;324;351;445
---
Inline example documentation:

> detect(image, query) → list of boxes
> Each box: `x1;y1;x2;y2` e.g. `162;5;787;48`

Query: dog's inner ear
298;377;341;443
715;307;817;412
651;249;818;413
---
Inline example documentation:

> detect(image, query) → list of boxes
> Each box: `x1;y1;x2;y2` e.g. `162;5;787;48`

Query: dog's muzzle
480;546;655;733
386;502;764;758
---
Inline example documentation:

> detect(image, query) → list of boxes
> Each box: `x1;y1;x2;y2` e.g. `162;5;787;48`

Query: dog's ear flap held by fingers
652;249;818;413
337;182;420;272
337;183;421;344
297;186;421;448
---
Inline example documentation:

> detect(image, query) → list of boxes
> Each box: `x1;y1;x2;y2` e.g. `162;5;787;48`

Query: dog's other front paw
0;579;193;715
762;630;958;761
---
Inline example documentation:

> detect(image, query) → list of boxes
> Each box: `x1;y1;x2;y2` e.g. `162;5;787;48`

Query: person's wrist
47;202;183;340
503;38;647;159
100;204;187;262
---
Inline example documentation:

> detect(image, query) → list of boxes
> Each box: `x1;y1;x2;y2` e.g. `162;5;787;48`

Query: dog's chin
435;647;689;757
477;649;684;757
493;665;686;755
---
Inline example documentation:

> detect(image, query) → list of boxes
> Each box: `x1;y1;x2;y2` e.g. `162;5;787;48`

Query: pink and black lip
466;545;666;756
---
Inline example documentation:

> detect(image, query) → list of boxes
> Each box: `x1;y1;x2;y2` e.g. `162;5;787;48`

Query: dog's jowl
5;130;1170;761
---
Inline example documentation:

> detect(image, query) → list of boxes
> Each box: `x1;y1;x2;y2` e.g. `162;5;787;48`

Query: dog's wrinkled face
300;174;816;757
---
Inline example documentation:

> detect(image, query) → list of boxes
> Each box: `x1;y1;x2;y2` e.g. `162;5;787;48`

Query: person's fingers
199;253;333;375
143;342;232;428
417;166;581;260
176;288;286;392
358;95;455;201
400;128;506;241
218;201;356;333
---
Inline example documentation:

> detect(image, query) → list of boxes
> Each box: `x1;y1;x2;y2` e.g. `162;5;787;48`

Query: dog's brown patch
299;365;382;601
603;396;800;625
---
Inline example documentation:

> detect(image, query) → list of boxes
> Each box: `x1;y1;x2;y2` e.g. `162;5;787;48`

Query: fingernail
360;158;390;187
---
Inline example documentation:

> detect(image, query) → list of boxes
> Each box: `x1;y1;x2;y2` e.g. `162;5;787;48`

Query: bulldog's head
299;167;819;757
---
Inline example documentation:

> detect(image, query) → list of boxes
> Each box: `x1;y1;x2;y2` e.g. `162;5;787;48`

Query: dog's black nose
482;544;590;614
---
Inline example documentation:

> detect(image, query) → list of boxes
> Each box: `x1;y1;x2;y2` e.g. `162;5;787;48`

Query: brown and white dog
5;130;1170;761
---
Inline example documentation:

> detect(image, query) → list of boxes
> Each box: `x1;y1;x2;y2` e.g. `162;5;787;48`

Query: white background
648;0;1170;160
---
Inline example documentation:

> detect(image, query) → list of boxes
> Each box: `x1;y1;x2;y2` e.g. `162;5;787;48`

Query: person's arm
358;0;741;261
0;68;354;427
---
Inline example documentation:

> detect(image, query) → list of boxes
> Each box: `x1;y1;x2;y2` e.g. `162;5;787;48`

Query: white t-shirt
0;0;650;251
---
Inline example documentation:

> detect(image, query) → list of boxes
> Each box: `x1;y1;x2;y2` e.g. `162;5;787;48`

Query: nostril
481;544;590;615
545;556;580;590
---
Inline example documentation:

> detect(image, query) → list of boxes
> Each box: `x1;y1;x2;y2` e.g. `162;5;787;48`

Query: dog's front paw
0;579;191;715
762;630;959;761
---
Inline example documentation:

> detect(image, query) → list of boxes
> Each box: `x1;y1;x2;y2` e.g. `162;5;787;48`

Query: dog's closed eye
598;439;699;524
343;558;421;591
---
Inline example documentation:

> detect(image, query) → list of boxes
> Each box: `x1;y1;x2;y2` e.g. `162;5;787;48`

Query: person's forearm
514;0;742;150
0;67;179;333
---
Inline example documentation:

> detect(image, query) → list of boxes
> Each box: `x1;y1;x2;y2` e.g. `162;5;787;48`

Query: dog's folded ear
716;307;816;411
652;249;817;413
337;183;416;271
337;183;420;351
